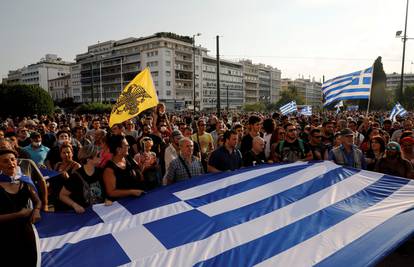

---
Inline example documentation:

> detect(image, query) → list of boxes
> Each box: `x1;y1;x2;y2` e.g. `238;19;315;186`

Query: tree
401;85;414;110
0;84;54;117
243;102;266;112
275;86;305;108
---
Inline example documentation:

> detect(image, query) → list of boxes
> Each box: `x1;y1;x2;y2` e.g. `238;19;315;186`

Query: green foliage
0;84;54;117
400;85;414;110
275;86;305;108
243;102;266;112
74;102;112;114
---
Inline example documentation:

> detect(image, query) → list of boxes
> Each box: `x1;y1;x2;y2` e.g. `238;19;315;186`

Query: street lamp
193;33;201;114
396;0;413;97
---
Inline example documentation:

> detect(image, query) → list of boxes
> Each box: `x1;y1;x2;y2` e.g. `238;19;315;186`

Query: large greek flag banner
36;161;414;267
322;67;373;107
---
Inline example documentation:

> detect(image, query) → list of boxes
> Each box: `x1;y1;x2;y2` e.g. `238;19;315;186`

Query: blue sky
1;0;413;81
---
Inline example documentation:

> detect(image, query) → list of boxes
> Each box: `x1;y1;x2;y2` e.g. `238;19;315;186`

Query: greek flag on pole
389;102;408;122
36;161;414;267
322;67;373;107
300;105;312;116
280;101;297;115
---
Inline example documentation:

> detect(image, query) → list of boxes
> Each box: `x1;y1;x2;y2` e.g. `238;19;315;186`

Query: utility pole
216;35;221;117
227;85;229;112
91;61;94;103
400;0;410;98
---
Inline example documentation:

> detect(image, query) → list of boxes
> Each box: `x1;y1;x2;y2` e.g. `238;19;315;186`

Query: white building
201;54;244;111
75;33;207;109
5;54;72;93
386;72;414;90
48;75;71;101
281;78;322;107
70;64;82;103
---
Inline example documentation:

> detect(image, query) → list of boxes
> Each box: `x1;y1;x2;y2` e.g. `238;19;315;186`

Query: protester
59;144;107;213
273;123;312;163
0;149;42;266
240;115;262;156
134;137;161;189
243;136;266;167
208;130;242;172
365;135;386;171
329;128;366;169
103;135;145;200
164;138;203;184
308;128;328;160
375;141;413;179
191;119;214;171
23;131;50;166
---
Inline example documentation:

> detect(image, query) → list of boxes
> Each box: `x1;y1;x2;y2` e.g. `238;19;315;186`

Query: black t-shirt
308;143;327;160
240;134;253;156
243;150;266;167
104;160;143;200
276;139;310;163
64;167;104;208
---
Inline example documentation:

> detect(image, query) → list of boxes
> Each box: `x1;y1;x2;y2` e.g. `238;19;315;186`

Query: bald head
252;136;265;154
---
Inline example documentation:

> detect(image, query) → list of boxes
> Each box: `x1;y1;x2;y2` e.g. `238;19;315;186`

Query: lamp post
396;0;413;97
193;33;201;114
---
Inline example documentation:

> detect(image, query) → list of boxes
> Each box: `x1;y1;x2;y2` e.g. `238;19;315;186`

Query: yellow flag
109;67;159;127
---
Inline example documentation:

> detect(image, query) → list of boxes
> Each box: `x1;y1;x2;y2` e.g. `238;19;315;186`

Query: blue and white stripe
36;161;414;267
322;67;373;107
300;105;312;116
280;101;297;115
389;102;408;122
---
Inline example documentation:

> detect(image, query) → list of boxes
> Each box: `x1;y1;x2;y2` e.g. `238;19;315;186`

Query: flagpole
366;64;374;115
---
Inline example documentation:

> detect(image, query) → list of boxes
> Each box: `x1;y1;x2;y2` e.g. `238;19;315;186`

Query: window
166;81;171;86
166;90;171;96
166;61;171;66
166;71;171;77
154;81;158;86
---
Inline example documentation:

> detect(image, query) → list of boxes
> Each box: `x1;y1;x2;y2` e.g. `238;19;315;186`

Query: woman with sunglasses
365;135;385;171
103;135;145;200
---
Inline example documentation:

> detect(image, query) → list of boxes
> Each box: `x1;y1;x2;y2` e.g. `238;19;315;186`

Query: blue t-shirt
23;144;50;166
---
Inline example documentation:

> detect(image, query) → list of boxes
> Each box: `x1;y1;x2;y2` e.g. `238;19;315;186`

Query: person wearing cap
400;136;414;166
164;130;184;172
329;128;366;169
391;119;413;142
23;131;50;166
375;141;413;179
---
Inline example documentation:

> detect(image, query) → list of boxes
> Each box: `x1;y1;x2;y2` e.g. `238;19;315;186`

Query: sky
1;0;413;81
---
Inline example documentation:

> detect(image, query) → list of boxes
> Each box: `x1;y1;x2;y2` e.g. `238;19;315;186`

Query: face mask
58;140;66;146
160;126;167;133
32;141;41;147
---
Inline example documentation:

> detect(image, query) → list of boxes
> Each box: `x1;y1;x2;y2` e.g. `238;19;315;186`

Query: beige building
48;75;71;101
281;78;322;107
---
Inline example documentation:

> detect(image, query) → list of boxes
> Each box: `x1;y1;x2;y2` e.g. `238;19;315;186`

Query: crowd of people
1;102;414;265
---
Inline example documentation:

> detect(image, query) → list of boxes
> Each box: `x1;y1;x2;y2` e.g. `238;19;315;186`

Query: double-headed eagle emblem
112;84;152;115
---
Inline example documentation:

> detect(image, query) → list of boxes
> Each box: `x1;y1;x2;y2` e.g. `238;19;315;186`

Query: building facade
201;54;244;111
48;75;71;101
281;78;322;107
5;54;72;93
386;73;414;90
75;32;206;110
